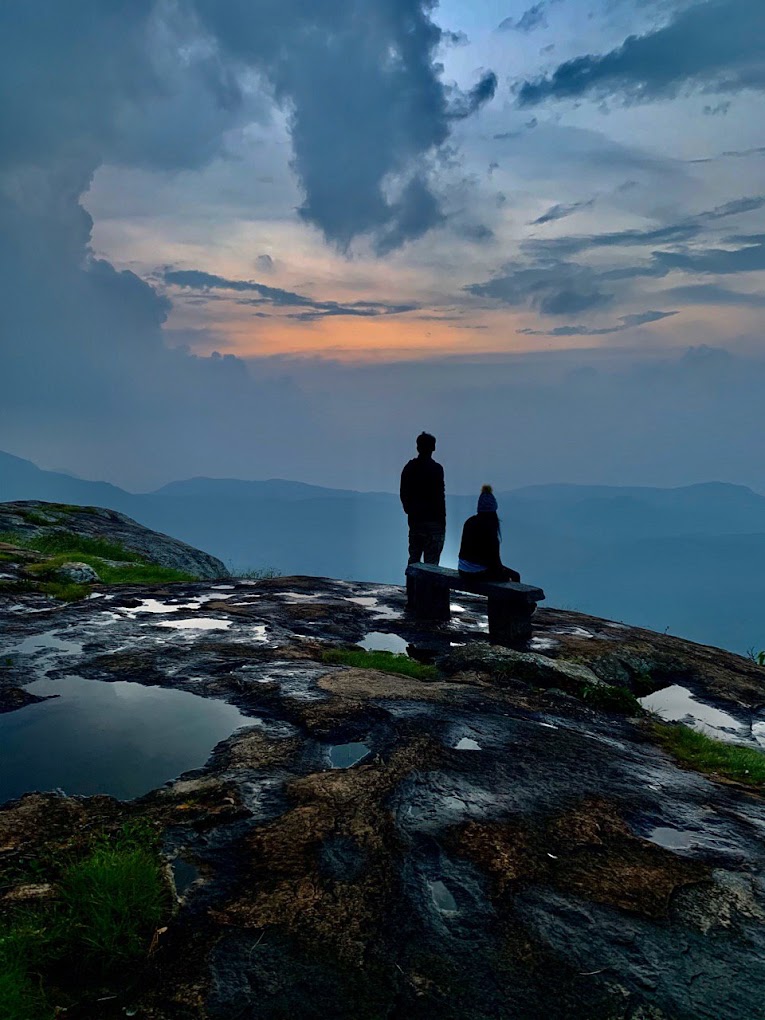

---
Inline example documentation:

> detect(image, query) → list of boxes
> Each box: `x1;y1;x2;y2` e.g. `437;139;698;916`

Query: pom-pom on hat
477;484;498;514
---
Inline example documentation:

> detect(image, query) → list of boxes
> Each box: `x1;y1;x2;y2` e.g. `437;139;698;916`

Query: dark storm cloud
518;310;677;336
516;0;765;107
163;269;416;318
1;0;495;484
191;0;496;250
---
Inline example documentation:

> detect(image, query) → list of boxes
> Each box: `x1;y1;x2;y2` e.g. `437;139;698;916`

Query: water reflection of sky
0;676;250;803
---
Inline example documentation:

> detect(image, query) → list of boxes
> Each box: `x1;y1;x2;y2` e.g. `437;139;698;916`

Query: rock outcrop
2;574;765;1018
0;500;228;579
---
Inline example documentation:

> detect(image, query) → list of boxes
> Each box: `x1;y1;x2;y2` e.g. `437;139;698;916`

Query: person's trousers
408;520;445;565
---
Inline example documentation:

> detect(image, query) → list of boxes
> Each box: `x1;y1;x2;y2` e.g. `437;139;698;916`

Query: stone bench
405;563;545;646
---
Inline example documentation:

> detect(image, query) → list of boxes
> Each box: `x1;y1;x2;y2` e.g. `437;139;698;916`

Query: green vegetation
653;722;765;786
22;531;143;562
322;647;438;680
38;581;90;603
236;566;282;579
0;822;168;1019
28;554;195;586
0;528;197;600
580;683;642;714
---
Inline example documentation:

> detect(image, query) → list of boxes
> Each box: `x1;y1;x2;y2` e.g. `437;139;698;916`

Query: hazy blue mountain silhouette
2;450;764;653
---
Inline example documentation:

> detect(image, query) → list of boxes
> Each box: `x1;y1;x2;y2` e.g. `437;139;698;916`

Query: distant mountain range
2;449;764;654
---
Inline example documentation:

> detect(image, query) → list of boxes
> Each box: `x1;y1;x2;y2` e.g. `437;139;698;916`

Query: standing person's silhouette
400;432;446;566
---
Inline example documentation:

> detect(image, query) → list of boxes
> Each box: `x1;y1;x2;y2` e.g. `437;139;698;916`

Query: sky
1;0;764;493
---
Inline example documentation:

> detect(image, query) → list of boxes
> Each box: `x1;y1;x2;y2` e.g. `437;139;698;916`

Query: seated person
458;485;521;583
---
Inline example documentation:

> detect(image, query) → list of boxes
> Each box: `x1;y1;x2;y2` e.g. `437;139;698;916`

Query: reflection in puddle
455;737;481;751
430;880;458;913
171;858;200;897
639;685;745;741
0;676;250;802
11;632;83;658
647;826;697;851
157;618;232;631
328;742;370;768
359;632;408;654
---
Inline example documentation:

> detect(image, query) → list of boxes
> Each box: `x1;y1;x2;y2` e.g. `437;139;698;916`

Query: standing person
400;432;446;566
458;485;521;583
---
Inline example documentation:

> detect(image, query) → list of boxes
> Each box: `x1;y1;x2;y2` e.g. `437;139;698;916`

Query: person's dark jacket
459;513;503;574
400;455;445;525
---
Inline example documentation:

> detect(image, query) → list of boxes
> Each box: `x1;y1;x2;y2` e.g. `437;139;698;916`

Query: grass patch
38;582;90;602
27;554;196;586
96;563;196;584
321;647;438;680
653;722;765;785
23;531;144;563
580;684;642;715
0;822;167;1019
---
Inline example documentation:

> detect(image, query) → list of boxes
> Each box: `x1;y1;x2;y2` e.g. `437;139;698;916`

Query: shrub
580;684;642;715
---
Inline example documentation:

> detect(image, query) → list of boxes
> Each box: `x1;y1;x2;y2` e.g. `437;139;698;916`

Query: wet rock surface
2;575;765;1018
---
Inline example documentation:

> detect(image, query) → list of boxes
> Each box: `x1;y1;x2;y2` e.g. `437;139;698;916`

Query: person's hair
416;431;436;453
481;484;492;495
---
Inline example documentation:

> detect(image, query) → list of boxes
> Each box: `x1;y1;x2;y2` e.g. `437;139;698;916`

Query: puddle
328;742;370;768
345;596;400;621
647;826;697;851
455;737;481;751
430;880;458;914
529;636;559;652
359;632;408;654
450;604;466;613
171;858;200;897
0;676;250;803
121;599;183;615
212;584;235;590
156;618;232;631
10;632;83;658
639;685;745;741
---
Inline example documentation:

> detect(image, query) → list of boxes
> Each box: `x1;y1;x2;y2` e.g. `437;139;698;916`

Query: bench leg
488;598;536;647
411;576;450;621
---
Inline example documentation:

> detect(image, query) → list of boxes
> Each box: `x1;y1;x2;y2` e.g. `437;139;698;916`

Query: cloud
518;309;677;336
659;284;765;306
601;239;765;281
192;0;496;250
530;198;596;225
522;195;765;258
497;0;562;33
465;261;614;315
163;268;417;318
516;0;765;107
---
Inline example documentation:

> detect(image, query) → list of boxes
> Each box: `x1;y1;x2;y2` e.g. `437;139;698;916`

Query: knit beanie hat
477;484;498;514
